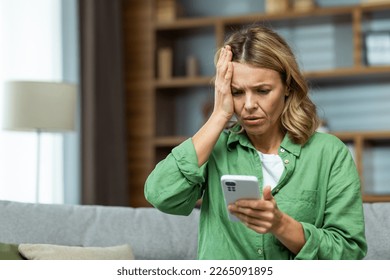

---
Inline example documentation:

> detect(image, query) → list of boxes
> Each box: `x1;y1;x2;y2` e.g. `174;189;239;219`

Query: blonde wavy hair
215;25;319;145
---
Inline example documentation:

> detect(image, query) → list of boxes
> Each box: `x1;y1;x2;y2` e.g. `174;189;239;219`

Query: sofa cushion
0;200;200;260
18;244;134;260
363;202;390;259
0;242;24;260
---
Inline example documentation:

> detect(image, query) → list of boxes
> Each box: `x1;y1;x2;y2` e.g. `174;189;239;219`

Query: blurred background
0;0;389;207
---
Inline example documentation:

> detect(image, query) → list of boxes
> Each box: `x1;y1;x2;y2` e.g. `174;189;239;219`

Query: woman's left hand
228;186;284;235
228;185;305;255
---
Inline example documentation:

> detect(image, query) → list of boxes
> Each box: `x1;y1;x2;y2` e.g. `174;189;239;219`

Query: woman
145;25;367;259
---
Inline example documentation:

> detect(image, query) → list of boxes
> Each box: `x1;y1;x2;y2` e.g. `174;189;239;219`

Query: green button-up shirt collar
226;130;301;157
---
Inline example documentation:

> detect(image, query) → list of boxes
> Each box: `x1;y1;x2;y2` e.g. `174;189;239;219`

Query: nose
244;93;257;111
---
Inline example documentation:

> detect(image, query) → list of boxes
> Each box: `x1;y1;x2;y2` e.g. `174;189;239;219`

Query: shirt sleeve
295;143;367;260
144;138;206;216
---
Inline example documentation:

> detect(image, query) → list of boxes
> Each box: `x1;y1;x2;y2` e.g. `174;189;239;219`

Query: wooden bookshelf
154;66;390;89
122;1;390;206
154;76;213;88
333;131;390;202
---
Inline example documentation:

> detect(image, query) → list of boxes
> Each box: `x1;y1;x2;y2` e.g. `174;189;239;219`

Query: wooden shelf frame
362;195;390;203
333;130;390;141
150;1;390;204
154;3;390;30
154;65;390;89
154;3;390;87
154;136;188;147
154;76;213;88
121;1;390;207
158;131;390;148
333;131;390;202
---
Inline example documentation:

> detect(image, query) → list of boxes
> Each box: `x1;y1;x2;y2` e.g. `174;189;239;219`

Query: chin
243;126;267;136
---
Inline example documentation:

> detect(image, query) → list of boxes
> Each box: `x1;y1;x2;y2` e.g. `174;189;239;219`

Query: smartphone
220;175;260;222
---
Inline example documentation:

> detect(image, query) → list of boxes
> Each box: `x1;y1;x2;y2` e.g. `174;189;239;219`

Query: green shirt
145;131;367;260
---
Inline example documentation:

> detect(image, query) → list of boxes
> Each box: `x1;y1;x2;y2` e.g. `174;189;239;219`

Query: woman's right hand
213;45;234;123
192;46;235;166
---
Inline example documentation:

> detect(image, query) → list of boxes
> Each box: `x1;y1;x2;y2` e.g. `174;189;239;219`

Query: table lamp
2;81;77;203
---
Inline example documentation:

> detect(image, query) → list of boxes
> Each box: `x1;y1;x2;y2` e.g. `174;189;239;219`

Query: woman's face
231;62;287;139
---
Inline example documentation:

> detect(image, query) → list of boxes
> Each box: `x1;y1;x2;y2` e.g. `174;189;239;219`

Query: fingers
262;185;273;201
213;45;234;119
229;204;273;220
216;45;233;83
225;59;233;81
228;188;277;232
227;187;284;235
228;204;274;234
228;200;273;219
217;45;232;67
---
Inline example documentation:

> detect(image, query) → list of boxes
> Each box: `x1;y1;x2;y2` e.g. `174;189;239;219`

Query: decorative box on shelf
155;0;179;22
265;0;316;14
265;0;290;13
157;47;173;80
292;0;316;11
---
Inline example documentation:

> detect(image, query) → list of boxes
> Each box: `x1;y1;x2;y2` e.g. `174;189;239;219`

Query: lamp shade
2;81;77;132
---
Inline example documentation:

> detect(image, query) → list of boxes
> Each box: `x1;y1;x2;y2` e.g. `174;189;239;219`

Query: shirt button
257;248;263;255
280;148;285;153
284;159;289;164
275;188;280;193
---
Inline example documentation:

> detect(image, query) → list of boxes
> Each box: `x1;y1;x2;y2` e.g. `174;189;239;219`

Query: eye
231;88;244;96
256;88;270;94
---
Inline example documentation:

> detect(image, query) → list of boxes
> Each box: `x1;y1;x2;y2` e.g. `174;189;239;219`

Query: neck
247;130;285;154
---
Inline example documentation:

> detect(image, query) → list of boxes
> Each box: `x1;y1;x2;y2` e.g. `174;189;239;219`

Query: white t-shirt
257;151;284;190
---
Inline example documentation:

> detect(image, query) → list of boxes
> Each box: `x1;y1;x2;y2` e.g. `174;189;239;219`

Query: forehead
231;62;281;87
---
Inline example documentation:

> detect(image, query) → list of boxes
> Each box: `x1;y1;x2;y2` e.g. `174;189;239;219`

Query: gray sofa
0;200;199;260
0;200;389;259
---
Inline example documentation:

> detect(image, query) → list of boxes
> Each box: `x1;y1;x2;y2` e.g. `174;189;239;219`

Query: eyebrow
231;83;273;90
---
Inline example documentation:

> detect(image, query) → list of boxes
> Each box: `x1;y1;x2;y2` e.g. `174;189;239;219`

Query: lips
243;115;263;121
242;116;265;125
